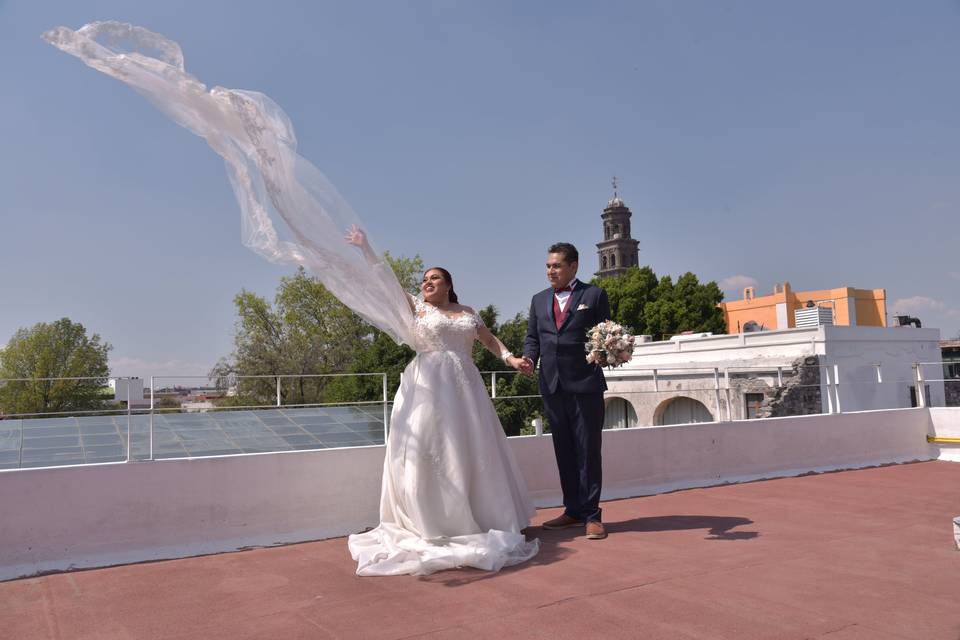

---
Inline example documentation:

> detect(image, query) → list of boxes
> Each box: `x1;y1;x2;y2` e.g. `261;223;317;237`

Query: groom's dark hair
548;242;579;265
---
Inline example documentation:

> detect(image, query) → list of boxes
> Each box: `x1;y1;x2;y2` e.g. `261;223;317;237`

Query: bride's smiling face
421;269;450;304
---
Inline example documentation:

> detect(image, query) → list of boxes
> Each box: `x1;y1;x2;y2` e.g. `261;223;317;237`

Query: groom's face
546;252;578;288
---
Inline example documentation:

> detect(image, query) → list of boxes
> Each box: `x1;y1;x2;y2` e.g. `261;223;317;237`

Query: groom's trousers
541;388;605;523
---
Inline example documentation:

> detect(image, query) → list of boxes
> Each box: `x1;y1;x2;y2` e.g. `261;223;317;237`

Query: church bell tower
595;177;639;277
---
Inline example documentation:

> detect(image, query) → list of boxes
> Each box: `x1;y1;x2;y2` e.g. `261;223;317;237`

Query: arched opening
653;396;714;425
601;255;608;269
604;396;638;429
610;254;616;267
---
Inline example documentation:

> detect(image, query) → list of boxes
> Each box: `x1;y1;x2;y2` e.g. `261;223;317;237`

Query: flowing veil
43;21;415;346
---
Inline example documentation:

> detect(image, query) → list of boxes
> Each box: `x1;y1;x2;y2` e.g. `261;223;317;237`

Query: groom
522;243;611;540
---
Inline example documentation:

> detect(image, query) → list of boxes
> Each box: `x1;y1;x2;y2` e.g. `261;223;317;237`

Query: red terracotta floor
2;461;959;639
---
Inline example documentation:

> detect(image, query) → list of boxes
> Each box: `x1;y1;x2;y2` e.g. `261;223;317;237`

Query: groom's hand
518;356;535;376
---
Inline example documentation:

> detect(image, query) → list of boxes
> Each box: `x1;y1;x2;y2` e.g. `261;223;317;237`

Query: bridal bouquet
585;320;635;368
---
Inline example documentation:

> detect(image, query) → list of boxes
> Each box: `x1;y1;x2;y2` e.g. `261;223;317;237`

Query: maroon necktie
553;287;572;329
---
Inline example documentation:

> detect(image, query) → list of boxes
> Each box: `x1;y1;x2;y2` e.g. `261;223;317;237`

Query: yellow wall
720;284;886;333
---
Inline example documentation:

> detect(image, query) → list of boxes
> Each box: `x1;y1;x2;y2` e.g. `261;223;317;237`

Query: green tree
594;266;658;332
211;266;368;405
644;273;726;338
465;305;543;436
484;309;543;436
381;251;425;293
0;318;112;416
216;255;425;407
211;255;549;436
592;266;726;339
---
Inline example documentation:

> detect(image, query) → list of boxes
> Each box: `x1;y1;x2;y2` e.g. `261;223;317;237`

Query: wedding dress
45;21;539;576
348;298;538;575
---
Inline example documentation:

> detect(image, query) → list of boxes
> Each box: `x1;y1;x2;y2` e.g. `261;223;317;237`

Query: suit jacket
523;281;611;396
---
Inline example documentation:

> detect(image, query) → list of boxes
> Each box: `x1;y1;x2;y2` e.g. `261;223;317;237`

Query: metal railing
145;373;393;462
0;359;955;470
0;369;545;469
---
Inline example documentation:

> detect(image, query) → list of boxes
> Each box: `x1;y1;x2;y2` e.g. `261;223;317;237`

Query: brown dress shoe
541;514;584;530
585;520;607;540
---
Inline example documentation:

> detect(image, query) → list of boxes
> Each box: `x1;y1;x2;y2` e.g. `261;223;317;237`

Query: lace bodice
412;299;480;357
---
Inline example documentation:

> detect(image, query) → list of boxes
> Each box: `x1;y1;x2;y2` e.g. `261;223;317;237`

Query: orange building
720;282;887;333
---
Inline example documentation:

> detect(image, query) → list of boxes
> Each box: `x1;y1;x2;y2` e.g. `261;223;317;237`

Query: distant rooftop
2;461;958;639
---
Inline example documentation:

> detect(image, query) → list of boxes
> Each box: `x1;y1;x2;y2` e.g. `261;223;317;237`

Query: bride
44;21;539;576
345;227;538;575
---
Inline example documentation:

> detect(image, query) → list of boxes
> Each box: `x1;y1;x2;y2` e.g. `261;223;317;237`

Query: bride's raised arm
345;225;417;314
472;312;528;372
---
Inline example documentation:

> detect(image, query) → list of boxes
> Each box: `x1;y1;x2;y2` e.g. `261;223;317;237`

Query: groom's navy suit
524;280;611;523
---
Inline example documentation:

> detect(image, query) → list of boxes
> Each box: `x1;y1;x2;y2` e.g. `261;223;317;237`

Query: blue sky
2;1;959;378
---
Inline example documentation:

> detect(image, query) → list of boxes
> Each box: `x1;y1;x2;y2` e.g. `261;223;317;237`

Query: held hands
509;356;535;376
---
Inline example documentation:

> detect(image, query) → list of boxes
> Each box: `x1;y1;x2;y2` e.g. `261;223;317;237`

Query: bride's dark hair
425;267;459;304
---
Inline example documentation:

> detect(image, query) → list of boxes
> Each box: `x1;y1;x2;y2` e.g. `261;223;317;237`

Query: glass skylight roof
0;405;388;470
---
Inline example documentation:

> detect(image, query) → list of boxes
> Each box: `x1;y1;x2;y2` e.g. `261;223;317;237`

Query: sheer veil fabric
43;21;414;346
46;22;540;576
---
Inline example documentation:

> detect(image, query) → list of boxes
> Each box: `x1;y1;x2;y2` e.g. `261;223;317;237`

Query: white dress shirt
554;279;579;313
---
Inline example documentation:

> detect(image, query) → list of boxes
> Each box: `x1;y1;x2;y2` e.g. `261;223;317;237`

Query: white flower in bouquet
585;320;635;368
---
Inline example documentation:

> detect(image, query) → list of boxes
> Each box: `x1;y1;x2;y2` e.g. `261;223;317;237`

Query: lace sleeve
473;310;513;361
412;296;428;318
44;21;416;347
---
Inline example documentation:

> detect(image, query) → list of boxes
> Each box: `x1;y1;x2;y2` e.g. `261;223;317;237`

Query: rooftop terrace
2;461;958;639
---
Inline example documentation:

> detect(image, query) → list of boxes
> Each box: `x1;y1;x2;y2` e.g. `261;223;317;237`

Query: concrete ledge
516;407;935;505
0;446;386;581
929;407;960;462
0;408;937;581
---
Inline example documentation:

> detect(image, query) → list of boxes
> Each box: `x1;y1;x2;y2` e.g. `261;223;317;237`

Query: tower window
602;255;607;269
610;254;616;267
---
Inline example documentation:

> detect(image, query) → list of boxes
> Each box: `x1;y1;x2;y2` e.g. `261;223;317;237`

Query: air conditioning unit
794;306;833;328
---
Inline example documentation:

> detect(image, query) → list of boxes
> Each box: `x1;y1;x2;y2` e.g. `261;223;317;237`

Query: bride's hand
344;224;368;248
345;224;381;266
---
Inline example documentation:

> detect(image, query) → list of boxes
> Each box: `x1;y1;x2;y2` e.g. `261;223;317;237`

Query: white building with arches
602;325;944;429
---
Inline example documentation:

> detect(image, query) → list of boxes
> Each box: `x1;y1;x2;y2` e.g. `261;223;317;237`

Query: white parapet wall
0;408;939;581
929;407;960;462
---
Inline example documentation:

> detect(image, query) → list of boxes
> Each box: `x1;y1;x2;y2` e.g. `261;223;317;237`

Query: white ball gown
348;299;538;576
45;21;539;577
